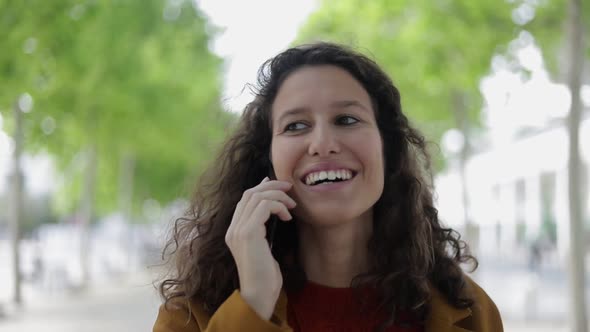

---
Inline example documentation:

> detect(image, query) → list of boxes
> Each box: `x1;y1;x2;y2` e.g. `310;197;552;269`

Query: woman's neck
297;211;373;288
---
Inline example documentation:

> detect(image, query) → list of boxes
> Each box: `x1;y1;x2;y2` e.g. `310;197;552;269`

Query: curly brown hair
159;42;477;330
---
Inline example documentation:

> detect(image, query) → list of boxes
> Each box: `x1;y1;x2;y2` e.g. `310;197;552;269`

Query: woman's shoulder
462;274;503;331
153;291;291;332
426;274;503;331
153;296;203;332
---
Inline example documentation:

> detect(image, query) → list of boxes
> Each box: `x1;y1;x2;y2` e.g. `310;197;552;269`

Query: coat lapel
425;286;473;332
274;289;289;324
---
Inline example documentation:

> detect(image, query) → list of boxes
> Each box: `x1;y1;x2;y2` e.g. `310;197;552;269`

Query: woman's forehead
271;65;372;118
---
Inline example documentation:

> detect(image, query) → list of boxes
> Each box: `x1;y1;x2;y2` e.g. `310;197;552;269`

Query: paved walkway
0;269;579;332
0;273;160;332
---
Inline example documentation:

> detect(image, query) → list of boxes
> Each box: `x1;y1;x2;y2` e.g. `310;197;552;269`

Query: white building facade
436;115;590;260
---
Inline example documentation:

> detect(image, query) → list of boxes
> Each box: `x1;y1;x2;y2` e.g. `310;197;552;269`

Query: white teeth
327;171;336;180
304;169;354;186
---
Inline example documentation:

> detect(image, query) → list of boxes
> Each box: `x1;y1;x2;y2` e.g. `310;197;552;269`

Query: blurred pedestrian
529;240;542;272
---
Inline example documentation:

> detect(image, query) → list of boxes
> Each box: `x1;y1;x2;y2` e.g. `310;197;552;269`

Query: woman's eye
336;116;359;125
285;122;308;132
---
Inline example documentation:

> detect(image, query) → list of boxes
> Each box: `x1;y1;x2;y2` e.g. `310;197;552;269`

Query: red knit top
286;281;424;332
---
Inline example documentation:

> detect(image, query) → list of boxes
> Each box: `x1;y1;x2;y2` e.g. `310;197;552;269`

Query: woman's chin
295;206;370;228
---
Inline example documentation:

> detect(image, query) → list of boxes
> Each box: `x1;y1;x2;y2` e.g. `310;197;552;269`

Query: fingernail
261;176;269;183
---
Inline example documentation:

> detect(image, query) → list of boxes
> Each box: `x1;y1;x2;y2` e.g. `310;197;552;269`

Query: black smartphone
268;215;278;251
267;171;279;251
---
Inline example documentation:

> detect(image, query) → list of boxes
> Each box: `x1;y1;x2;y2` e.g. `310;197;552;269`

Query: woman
153;42;502;332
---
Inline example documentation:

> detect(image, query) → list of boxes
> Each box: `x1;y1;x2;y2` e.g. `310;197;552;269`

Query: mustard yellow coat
153;276;502;332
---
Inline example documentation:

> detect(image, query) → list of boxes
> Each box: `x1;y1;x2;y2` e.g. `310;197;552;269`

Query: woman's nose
307;124;341;156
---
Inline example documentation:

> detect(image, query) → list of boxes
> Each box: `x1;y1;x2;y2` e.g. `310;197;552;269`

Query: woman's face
270;65;384;226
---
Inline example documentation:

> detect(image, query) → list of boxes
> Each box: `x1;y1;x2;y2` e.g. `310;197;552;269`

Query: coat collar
425;285;473;331
274;283;473;332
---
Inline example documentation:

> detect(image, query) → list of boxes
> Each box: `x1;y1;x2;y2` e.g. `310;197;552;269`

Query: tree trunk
9;98;24;305
565;0;587;331
79;144;97;288
118;151;135;222
118;151;135;270
452;92;478;253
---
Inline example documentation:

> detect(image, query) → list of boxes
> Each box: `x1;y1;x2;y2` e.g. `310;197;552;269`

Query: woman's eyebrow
276;99;369;123
276;107;309;123
330;100;370;112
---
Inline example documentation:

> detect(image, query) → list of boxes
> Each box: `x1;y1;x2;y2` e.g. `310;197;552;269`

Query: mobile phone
267;170;278;250
268;216;278;251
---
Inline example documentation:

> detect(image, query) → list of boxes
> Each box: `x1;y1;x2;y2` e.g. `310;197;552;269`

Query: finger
240;199;292;237
249;190;296;209
239;180;294;218
234;177;271;222
231;178;293;236
229;200;291;243
249;200;293;224
255;179;293;192
238;190;294;231
241;178;291;207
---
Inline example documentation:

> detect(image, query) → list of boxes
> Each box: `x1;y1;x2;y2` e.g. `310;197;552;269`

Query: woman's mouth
302;169;357;186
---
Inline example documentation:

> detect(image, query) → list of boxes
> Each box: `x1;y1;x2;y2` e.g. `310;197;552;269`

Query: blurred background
0;0;588;331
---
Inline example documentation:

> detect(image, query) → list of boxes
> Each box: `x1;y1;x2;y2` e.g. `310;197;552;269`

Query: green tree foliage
522;0;589;76
0;0;232;217
296;0;519;140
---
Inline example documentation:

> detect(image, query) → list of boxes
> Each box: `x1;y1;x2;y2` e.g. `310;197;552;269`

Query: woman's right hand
225;177;297;320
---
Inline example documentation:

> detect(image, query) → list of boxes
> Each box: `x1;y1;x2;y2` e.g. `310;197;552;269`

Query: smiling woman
271;65;384;232
153;42;503;332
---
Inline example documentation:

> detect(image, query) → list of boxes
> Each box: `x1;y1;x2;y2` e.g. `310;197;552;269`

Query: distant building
436;113;590;259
